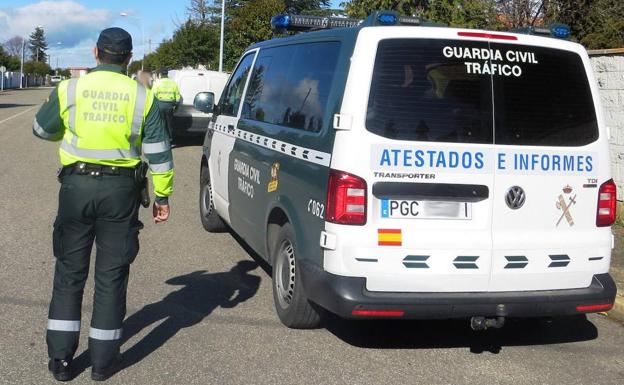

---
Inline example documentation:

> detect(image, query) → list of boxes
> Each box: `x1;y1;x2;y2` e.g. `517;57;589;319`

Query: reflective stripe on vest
149;160;174;173
63;78;148;158
142;140;170;154
130;84;147;145
67;78;79;147
60;140;140;159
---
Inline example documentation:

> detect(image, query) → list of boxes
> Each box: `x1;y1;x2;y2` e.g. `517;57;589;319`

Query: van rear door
329;33;497;293
488;40;611;291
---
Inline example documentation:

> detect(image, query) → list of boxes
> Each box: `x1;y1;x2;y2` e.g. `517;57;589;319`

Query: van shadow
222;233;598;354
323;313;598;353
171;133;204;148
71;260;261;376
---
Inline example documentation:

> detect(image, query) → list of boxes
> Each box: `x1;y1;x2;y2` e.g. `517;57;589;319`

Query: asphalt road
1;88;623;385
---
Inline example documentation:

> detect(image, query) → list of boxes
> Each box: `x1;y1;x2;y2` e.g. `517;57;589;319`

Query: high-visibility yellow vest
152;78;180;102
57;71;154;167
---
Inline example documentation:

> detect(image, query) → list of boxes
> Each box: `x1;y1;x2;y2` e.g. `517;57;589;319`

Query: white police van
196;11;617;329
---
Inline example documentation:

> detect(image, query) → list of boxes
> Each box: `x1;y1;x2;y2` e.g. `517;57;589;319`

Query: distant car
167;69;228;137
50;75;62;85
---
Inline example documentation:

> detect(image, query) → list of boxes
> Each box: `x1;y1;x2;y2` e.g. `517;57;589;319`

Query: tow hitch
470;316;506;331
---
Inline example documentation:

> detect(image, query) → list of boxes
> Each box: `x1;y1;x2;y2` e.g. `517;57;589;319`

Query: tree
495;0;544;28
4;36;25;57
23;60;51;76
342;0;429;18
129;20;221;72
29;26;48;63
0;45;21;71
427;1;502;29
284;0;331;13
0;45;9;66
550;0;624;49
188;0;211;23
224;0;286;70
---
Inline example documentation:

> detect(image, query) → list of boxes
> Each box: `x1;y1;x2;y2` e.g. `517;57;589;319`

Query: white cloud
0;1;112;49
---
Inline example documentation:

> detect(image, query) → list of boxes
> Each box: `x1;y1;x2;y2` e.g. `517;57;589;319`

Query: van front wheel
271;223;321;329
199;164;227;232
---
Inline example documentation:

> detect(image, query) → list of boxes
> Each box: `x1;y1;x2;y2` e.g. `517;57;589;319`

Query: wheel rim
275;239;296;309
200;177;213;218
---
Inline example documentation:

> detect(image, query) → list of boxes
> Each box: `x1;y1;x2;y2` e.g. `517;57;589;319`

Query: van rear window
491;43;598;146
366;39;493;144
366;39;598;146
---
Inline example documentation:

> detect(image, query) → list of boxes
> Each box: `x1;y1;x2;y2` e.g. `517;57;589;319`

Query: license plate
380;199;471;220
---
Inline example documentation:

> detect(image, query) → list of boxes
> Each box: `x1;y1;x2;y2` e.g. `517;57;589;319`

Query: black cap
97;27;132;55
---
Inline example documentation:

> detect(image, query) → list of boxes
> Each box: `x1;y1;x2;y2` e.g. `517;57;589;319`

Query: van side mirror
194;92;215;113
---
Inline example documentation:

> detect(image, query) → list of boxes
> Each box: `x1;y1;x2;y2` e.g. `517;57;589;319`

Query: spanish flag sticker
378;229;402;246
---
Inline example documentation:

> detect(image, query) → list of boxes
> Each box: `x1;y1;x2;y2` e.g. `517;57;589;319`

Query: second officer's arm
33;87;64;141
141;95;174;222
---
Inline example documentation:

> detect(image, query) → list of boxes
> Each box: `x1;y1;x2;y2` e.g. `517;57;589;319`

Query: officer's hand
153;203;170;223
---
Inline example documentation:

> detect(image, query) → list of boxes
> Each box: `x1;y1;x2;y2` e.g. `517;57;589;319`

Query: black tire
199;163;227;232
271;223;321;329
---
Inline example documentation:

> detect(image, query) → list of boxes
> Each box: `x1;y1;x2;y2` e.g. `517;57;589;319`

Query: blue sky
0;0;342;68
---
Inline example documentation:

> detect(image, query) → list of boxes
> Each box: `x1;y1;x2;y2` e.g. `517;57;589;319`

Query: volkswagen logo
505;186;526;210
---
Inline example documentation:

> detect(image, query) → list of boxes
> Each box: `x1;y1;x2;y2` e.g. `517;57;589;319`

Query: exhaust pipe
470;316;505;331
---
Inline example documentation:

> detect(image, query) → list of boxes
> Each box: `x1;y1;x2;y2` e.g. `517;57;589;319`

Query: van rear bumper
300;261;617;319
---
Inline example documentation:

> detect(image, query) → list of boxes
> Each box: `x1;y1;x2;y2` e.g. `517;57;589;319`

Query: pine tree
187;0;213;24
29;26;48;63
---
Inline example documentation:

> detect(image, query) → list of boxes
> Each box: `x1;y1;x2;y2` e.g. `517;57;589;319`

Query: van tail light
576;303;613;313
326;169;367;225
596;179;617;227
352;309;405;317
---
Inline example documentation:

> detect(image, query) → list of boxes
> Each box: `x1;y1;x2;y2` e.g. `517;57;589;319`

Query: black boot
48;358;72;381
91;354;123;381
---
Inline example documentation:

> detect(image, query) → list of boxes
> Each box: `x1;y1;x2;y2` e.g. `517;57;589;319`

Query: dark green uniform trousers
156;100;177;140
47;172;142;369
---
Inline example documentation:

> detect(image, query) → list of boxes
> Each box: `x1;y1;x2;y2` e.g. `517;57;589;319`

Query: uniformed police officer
33;27;174;381
152;69;180;140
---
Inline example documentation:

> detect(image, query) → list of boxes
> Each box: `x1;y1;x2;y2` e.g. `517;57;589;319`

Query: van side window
242;42;341;133
220;53;255;117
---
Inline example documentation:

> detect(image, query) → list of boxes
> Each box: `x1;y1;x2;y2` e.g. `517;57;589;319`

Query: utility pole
20;39;25;89
120;13;145;71
219;0;225;72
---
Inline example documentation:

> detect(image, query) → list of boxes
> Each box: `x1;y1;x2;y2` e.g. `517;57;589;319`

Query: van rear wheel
271;223;321;329
199;164;227;232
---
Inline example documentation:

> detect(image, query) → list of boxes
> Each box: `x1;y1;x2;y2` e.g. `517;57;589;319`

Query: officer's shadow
73;260;261;376
121;260;261;368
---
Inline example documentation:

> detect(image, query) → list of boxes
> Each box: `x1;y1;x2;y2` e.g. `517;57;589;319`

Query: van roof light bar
511;23;571;39
270;10;444;33
270;14;362;32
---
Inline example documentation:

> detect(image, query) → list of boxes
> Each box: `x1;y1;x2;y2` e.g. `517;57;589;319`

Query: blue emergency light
270;14;291;30
377;13;397;25
512;23;571;39
550;24;571;39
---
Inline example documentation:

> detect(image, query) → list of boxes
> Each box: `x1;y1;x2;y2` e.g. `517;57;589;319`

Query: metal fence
1;71;46;90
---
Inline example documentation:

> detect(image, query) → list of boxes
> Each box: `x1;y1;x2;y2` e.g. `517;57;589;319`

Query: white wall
590;51;624;199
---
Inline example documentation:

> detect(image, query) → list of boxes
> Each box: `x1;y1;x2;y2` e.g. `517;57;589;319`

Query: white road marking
0;105;39;126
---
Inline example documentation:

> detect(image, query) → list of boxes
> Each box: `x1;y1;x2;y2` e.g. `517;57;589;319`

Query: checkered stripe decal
211;122;331;167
